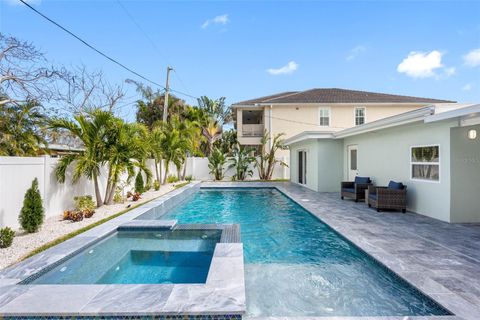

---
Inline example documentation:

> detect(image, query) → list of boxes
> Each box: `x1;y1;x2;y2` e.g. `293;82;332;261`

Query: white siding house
284;104;480;223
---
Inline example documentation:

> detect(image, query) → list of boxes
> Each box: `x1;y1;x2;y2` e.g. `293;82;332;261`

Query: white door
347;145;358;181
298;150;307;184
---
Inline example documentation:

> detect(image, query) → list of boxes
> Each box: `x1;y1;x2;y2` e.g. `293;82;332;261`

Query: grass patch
20;190;173;261
174;181;190;189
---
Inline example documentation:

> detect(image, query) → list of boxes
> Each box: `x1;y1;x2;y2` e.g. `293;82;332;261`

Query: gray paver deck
204;182;480;320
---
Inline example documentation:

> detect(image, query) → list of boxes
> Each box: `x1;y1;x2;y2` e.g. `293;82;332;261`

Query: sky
1;0;480;122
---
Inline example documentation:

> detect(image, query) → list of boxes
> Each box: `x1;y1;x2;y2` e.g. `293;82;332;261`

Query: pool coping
198;182;480;320
0;181;246;317
1;181;479;320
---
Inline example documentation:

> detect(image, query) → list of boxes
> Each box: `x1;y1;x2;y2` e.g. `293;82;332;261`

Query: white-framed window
319;107;330;127
410;145;440;182
355;107;366;126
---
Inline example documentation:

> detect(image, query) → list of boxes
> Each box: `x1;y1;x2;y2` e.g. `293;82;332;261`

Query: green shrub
73;195;95;218
0;227;15;248
74;195;95;213
113;188;124;203
167;175;179;183
185;175;194;181
153;180;160;191
135;172;145;194
19;178;44;233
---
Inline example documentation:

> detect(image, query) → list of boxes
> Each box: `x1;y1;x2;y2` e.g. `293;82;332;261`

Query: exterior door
298;150;307;185
347;145;358;181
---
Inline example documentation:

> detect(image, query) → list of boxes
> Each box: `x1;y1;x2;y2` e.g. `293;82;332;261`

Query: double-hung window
355;107;366;126
411;145;440;182
319;107;330;126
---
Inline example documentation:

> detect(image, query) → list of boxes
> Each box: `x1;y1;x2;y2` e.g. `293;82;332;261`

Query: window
319;107;330;126
411;145;440;182
355;107;366;126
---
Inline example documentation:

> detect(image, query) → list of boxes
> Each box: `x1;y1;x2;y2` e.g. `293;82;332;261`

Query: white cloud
346;45;367;61
463;48;480;67
267;61;299;75
444;67;456;77
397;50;455;79
5;0;41;5
462;83;473;91
202;14;229;29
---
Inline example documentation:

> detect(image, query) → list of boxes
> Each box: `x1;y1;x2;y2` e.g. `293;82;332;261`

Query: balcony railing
242;124;264;137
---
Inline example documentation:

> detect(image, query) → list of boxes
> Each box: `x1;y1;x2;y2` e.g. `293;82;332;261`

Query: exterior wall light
468;129;477;140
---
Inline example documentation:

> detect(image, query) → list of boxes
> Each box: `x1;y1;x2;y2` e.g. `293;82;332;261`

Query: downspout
269;105;273;149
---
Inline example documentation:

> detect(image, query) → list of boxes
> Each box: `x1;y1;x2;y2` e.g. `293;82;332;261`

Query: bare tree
0;33;67;107
59;65;126;114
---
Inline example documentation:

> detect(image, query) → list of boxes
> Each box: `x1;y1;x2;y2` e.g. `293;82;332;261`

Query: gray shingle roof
233;88;455;105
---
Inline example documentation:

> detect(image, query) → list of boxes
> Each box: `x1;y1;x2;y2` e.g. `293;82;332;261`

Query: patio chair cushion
388;181;404;190
368;193;377;200
354;176;371;184
342;188;355;194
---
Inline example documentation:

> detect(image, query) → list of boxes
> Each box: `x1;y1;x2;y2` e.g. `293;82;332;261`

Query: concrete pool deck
205;181;480;320
1;181;479;320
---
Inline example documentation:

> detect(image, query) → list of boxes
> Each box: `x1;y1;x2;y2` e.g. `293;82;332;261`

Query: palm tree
202;118;222;157
228;144;255;181
197;96;231;125
103;121;151;204
49;110;113;207
208;147;226;180
149;124;165;184
256;131;288;180
0;101;47;156
157;119;188;184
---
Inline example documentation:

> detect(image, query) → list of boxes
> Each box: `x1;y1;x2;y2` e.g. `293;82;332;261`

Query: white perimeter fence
0;156;289;230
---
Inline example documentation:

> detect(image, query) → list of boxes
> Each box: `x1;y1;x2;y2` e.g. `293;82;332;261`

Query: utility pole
163;66;173;122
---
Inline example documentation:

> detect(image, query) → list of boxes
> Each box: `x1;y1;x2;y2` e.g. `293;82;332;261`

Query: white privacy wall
0;156;289;230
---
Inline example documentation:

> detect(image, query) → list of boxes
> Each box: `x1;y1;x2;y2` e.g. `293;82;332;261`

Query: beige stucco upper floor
235;103;441;157
285;104;480;223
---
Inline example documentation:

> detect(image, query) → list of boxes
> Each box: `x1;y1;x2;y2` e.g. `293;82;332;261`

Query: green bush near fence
0;227;15;248
19;178;44;233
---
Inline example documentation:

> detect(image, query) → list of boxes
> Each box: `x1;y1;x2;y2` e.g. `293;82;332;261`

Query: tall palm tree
49;110;113;207
197;96;231;125
202;118;222;157
103;120;151;204
158;119;188;184
149;124;165;184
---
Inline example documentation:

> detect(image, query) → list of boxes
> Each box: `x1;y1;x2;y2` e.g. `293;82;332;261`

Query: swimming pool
154;188;449;317
27;229;220;285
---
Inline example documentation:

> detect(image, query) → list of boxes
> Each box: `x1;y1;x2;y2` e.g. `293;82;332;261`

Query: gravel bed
0;183;177;270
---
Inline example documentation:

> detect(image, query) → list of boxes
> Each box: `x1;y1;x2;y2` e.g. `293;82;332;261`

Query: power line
115;0;169;63
115;0;198;101
19;0;199;101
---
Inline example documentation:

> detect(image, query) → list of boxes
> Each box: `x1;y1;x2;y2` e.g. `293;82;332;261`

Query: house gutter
424;104;480;124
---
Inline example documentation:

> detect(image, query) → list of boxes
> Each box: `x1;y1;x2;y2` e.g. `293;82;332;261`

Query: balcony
242;124;264;137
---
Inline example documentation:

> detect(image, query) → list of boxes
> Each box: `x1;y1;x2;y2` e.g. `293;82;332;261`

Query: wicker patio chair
368;181;407;213
341;176;372;202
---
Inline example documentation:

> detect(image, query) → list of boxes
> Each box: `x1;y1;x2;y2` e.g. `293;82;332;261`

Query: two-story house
232;88;455;157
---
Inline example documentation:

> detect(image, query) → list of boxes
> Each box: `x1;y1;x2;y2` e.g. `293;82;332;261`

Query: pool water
160;188;450;317
29;229;220;285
